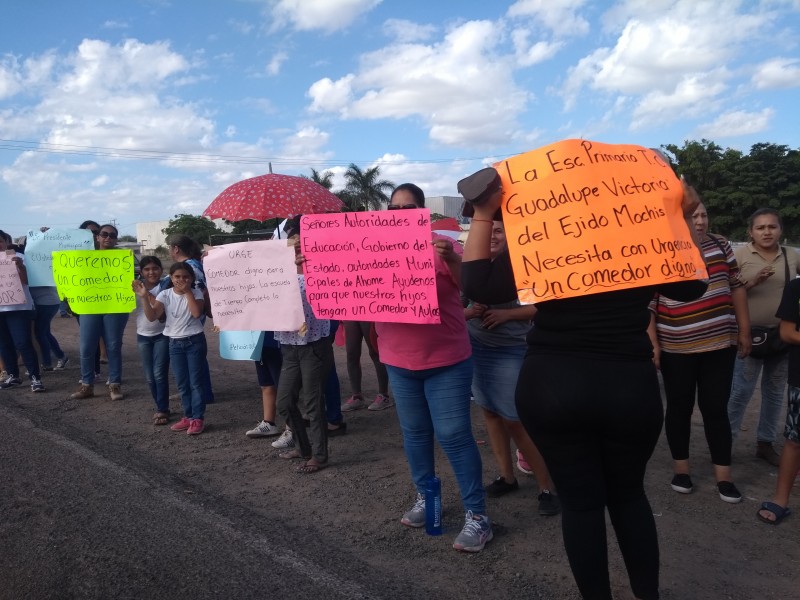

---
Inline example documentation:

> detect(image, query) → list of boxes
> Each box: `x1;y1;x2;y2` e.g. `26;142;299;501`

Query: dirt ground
7;315;800;599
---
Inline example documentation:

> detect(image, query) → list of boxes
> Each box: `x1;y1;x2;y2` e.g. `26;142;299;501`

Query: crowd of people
2;173;800;598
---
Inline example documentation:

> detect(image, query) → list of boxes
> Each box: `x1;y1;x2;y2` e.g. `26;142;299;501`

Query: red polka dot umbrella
203;173;344;222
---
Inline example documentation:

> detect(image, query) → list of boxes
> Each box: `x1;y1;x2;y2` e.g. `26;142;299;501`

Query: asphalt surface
0;403;400;600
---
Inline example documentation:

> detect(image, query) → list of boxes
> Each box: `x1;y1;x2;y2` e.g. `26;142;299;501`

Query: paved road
0;403;398;600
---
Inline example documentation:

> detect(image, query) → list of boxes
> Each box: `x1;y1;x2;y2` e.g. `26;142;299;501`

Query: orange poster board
495;139;707;303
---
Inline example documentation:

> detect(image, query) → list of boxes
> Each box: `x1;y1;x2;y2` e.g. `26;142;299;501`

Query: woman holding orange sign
461;166;706;600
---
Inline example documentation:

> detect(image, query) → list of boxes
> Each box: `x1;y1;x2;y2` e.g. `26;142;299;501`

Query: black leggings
660;347;736;465
516;354;663;600
344;321;388;394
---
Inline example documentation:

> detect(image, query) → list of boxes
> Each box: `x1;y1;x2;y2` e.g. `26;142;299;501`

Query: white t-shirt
136;278;170;337
156;288;205;338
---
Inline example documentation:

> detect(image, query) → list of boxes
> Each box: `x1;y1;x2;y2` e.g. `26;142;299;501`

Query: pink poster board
0;256;25;306
300;210;441;324
204;240;305;331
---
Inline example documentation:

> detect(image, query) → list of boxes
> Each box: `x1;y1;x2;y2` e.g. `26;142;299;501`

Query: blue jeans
170;333;207;420
728;353;788;444
33;304;65;368
79;313;129;385
386;358;485;514
137;333;170;413
0;310;39;379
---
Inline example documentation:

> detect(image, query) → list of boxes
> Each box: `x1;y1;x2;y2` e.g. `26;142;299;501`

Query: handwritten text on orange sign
496;139;707;302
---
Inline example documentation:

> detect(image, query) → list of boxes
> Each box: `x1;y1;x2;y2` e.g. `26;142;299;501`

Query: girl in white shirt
134;261;207;435
132;256;171;425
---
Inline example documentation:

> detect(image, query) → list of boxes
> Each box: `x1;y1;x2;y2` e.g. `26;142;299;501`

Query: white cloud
0;56;22;99
382;19;437;42
228;19;255;35
270;0;382;33
307;20;530;148
629;74;728;130
308;75;355;113
266;51;288;76
102;20;129;29
561;1;772;128
511;29;562;66
0;38;243;229
694;108;775;139
280;126;332;159
370;153;475;199
52;39;188;98
0;52;59;100
507;0;590;37
752;57;800;89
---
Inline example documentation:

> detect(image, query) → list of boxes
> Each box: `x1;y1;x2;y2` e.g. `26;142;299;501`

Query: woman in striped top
648;202;751;503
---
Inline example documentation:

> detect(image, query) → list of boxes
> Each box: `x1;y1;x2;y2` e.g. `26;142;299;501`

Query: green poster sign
52;249;136;314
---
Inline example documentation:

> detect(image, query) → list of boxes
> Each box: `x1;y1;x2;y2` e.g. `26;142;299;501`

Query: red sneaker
187;419;205;435
170;417;191;431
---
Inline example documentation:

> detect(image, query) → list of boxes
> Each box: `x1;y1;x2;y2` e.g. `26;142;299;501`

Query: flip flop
153;412;170;426
296;460;329;474
757;501;791;525
279;449;309;460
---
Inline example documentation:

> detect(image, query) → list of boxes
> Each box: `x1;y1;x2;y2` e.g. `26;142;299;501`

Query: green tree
342;163;394;211
162;214;223;245
224;219;275;235
665;140;800;242
301;168;335;190
118;234;137;243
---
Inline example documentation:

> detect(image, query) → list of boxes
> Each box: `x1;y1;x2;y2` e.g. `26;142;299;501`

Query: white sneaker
400;493;426;528
30;376;46;393
367;393;394;411
246;420;281;438
271;428;294;449
452;511;493;553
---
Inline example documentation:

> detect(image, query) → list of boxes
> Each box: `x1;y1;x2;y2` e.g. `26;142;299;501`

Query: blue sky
1;0;799;237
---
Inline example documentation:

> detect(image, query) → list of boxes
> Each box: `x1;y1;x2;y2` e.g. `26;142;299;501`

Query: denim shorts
470;338;526;421
786;386;800;443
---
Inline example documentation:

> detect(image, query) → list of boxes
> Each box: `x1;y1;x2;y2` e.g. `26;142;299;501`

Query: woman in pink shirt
375;183;491;553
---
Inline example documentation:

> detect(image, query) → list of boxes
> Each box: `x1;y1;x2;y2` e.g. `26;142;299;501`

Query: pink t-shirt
375;244;471;371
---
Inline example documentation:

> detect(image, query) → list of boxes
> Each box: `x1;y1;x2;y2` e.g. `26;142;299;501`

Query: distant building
425;196;468;223
379;196;467;223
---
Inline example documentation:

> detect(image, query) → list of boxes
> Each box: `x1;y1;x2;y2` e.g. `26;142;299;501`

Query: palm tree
302;168;335;190
342;163;394;212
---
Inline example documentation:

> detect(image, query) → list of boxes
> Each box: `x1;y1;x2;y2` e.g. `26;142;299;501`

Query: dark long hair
391;183;425;208
166;234;203;260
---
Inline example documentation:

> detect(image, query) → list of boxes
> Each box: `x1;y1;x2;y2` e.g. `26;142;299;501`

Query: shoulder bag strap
782;246;790;289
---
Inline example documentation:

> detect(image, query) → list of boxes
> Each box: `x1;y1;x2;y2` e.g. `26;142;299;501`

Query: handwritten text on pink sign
0;257;25;306
300;210;441;324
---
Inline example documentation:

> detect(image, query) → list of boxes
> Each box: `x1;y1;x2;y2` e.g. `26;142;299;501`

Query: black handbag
750;325;788;358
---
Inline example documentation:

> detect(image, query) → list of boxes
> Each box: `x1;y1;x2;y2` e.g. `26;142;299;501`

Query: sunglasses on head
388;203;418;210
98;231;118;239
